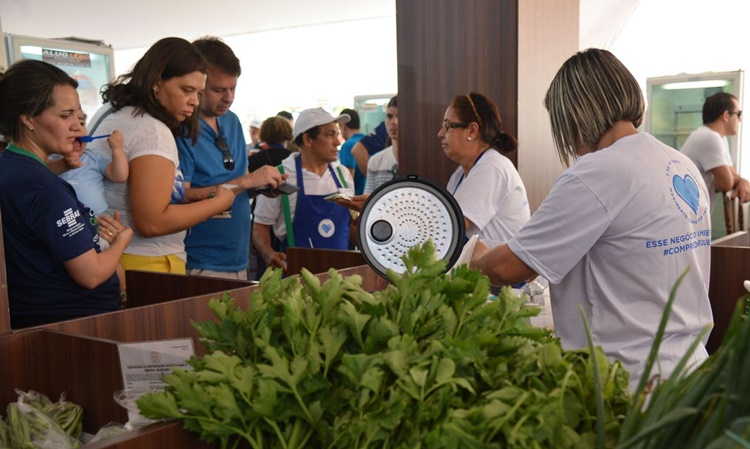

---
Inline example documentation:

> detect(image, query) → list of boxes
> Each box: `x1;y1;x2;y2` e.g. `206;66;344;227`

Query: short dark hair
387;96;398;109
340;108;360;129
0;59;78;142
192;36;241;77
102;37;208;141
277;110;293;121
293;125;322;147
703;92;738;124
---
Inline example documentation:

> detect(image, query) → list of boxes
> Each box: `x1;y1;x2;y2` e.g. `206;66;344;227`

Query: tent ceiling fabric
0;0;395;50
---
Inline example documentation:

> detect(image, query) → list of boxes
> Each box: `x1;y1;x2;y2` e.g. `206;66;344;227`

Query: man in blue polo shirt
176;37;285;280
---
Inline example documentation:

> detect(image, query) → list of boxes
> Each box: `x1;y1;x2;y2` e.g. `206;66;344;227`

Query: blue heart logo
673;174;700;214
318;219;335;238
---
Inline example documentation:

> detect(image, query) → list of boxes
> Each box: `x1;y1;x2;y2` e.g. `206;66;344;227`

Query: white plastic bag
113;388;158;431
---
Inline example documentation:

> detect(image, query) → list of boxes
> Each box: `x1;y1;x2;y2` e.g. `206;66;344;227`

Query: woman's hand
212;184;236;210
98;211;132;244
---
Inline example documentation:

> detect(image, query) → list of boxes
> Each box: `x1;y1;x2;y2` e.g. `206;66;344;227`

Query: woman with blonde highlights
471;48;712;390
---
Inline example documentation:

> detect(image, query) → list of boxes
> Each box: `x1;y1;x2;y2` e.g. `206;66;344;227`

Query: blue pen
77;134;110;143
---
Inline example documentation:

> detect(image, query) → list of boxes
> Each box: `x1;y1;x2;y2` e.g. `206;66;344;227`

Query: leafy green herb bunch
138;242;631;449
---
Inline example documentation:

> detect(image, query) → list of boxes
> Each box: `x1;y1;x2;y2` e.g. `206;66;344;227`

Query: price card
117;338;194;391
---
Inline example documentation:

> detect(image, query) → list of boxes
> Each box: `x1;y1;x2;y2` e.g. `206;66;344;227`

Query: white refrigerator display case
4;34;115;123
645;70;745;238
646;70;743;164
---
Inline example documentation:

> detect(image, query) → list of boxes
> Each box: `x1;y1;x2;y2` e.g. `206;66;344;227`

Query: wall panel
396;0;518;186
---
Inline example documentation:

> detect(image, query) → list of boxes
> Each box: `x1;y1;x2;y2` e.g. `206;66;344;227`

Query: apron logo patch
318;219;335;238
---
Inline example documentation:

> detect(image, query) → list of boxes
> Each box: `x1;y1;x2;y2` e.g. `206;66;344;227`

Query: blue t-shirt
58;149;111;214
338;133;365;194
176;111;251;272
0;145;119;328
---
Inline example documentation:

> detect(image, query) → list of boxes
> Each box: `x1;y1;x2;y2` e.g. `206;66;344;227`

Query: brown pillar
396;0;519;186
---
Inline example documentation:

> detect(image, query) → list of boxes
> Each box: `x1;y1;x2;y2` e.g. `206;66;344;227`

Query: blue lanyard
453;148;490;194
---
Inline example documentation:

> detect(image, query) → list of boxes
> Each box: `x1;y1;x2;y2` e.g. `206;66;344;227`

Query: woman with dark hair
437;91;530;246
247;115;294;173
0;59;132;328
471;49;712;389
87;37;235;274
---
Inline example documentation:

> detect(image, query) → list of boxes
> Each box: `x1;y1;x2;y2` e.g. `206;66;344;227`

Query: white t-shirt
509;132;712;390
447;149;530;246
87;105;187;260
253;153;354;240
680;125;733;212
364;145;398;194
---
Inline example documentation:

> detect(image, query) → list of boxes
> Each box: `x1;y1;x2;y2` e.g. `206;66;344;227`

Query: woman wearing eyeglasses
87;37;236;274
437;92;530;247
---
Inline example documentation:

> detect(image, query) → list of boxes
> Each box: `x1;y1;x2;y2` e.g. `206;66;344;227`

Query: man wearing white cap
252;107;355;272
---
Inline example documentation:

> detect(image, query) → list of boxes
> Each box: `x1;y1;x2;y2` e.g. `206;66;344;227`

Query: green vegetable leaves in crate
138;241;631;449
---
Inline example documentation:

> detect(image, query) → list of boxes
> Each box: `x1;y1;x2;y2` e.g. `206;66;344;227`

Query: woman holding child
0;59;132;328
87;37;236;274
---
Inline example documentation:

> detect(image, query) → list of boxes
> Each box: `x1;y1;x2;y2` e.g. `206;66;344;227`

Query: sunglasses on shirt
215;135;235;171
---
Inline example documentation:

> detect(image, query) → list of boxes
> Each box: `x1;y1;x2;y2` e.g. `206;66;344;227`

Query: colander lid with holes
357;175;466;279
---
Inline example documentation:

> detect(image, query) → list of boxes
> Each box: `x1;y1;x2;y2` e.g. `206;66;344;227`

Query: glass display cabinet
4;34;115;122
646;71;745;239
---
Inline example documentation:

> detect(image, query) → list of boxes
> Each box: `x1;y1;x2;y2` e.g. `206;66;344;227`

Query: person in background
337;108;365;194
277;110;294;126
470;48;712;390
51;111;128;215
0;59;132;328
176;36;285;280
248;116;294;172
680;91;750;213
247;117;262;156
87;37;237;275
247;115;295;279
438;92;530;246
351;119;388;182
364;96;399;194
253;108;354;272
277;110;298;153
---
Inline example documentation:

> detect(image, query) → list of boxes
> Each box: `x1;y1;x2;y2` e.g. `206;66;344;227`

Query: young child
56;111;128;214
48;111;129;294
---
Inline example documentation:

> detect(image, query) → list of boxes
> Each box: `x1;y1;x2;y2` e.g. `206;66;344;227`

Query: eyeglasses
730;110;743;119
442;120;469;133
215;135;235;170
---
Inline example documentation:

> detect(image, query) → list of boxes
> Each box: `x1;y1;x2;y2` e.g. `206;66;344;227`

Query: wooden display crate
707;231;750;353
0;242;382;447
